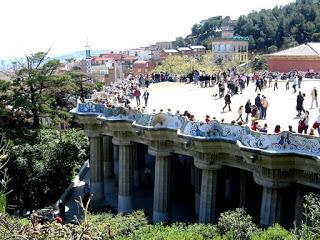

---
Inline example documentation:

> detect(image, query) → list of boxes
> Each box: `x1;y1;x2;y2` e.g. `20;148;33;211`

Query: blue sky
0;0;294;58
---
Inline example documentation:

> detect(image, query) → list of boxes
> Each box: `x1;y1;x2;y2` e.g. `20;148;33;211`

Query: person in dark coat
222;92;231;112
245;99;252;122
296;91;305;117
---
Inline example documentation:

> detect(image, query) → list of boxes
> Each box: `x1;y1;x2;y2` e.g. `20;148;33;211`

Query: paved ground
64;172;89;223
137;80;320;134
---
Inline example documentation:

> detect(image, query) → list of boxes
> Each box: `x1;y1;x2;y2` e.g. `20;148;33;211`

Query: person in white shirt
311;87;318;109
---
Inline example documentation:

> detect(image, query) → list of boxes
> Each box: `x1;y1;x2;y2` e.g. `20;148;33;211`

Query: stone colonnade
88;134;309;227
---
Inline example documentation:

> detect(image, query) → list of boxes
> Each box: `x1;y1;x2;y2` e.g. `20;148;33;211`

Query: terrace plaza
71;80;320;227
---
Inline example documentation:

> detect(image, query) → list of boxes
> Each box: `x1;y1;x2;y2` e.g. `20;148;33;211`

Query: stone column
260;187;282;226
153;152;171;223
89;136;104;203
239;170;247;208
102;136;114;202
117;141;133;213
113;144;119;177
225;176;232;200
199;169;218;224
194;167;201;215
132;143;140;189
294;185;305;227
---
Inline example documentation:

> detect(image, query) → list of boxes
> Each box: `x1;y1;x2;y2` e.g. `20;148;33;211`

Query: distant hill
53;49;110;62
176;0;320;53
0;49;110;70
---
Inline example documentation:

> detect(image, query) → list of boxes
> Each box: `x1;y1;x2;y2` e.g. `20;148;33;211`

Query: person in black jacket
296;91;305;117
222;92;231;112
245;99;252;122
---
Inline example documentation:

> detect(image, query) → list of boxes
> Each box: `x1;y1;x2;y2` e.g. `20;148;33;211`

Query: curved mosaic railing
73;102;320;158
134;113;188;130
77;102;105;114
180;121;320;157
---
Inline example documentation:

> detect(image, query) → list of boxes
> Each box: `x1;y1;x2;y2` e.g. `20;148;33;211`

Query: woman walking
236;105;244;122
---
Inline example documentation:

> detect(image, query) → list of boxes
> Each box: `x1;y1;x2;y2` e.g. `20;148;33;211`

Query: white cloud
0;0;294;58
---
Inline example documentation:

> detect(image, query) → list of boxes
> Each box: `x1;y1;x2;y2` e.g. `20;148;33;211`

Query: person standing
261;96;269;119
273;79;279;90
293;76;298;93
133;88;141;107
255;93;262;119
142;90;149;107
311;87;318;109
298;74;303;88
245;99;251;122
296;91;304;117
285;78;290;91
222;92;231;112
302;111;310;134
317;108;320;135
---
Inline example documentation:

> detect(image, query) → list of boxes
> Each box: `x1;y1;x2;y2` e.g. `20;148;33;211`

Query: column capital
253;167;291;188
194;152;222;170
112;131;133;145
85;126;103;138
112;137;132;146
148;140;173;154
148;149;171;157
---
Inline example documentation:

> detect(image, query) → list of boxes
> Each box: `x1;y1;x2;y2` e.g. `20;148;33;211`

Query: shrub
218;208;258;240
121;222;221;240
89;210;148;238
251;224;294;240
298;193;320;239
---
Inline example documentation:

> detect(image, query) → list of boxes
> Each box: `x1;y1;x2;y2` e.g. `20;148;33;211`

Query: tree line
175;0;320;53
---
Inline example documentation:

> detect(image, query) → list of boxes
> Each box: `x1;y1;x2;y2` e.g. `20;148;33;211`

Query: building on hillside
190;45;207;57
156;41;175;50
125;48;152;60
177;47;193;56
159;46;207;61
132;60;156;76
212;16;249;63
266;43;320;72
160;49;180;61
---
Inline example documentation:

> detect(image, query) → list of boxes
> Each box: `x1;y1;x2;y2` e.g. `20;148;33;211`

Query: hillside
0;49;109;70
53;49;109;62
176;0;320;53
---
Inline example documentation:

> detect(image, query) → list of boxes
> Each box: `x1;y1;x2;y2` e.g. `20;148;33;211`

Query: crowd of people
82;68;320;137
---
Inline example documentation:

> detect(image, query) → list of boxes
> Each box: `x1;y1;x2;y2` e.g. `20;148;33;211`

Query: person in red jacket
133;88;141;107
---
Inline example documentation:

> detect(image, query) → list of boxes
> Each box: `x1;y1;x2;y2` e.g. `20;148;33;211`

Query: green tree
253;55;268;70
11;51;62;129
8;129;88;209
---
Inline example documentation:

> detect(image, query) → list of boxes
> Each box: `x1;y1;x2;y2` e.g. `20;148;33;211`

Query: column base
260;187;282;227
104;178;117;207
104;178;114;194
118;195;133;213
91;181;104;202
195;192;200;215
153;211;169;223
